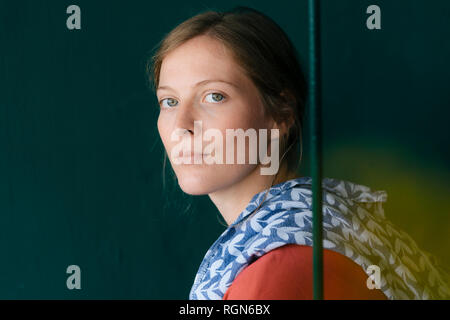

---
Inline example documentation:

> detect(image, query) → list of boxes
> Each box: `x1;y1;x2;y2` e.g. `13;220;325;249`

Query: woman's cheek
157;114;171;152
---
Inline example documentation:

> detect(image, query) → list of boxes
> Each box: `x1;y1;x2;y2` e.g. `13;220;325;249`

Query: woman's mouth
173;151;211;164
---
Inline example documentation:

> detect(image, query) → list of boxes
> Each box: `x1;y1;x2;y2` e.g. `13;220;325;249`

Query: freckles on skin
158;35;235;94
155;35;273;195
158;35;265;118
158;34;268;145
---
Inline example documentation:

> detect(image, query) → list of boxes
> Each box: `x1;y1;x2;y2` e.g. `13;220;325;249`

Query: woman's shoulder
223;244;388;300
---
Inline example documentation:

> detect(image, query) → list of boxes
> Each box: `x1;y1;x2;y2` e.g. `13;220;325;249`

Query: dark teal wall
0;0;449;298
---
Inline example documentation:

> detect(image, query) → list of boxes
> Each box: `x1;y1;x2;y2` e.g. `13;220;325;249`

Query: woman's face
156;35;275;195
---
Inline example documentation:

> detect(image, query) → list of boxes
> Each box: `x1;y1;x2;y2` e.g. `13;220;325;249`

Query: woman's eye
204;93;225;103
160;98;178;108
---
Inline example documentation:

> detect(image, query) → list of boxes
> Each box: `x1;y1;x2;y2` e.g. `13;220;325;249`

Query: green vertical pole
308;0;324;300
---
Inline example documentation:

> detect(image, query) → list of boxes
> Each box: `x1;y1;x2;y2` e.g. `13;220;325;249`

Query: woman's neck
208;165;299;226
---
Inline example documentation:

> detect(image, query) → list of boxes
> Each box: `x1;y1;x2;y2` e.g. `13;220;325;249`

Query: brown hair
146;6;307;183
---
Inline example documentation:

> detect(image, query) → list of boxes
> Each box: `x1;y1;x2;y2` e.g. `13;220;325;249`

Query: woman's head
147;6;307;195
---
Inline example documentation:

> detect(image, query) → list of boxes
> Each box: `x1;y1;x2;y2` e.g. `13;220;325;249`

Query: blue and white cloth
189;177;450;300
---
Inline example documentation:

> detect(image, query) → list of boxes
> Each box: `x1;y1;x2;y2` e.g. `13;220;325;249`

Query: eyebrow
157;79;239;92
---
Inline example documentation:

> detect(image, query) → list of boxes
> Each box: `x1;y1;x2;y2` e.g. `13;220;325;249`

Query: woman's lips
173;151;211;163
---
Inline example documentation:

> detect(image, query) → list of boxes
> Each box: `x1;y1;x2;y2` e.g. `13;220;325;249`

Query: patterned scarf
189;177;450;300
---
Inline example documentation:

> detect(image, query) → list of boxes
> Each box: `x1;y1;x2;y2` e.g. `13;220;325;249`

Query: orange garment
223;244;388;300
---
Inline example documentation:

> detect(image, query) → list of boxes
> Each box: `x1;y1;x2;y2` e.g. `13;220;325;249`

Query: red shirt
223;244;387;300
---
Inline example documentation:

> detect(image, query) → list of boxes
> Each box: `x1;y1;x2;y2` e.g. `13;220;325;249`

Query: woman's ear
279;89;296;131
266;89;296;140
269;119;291;144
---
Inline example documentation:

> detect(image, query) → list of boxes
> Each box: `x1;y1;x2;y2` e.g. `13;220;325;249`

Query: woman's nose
173;100;197;134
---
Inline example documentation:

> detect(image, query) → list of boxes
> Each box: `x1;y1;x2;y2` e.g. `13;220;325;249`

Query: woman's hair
146;6;307;180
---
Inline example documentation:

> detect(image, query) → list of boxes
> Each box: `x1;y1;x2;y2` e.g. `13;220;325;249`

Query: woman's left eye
204;93;225;103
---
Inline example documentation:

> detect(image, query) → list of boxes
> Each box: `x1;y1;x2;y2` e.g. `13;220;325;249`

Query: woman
147;6;450;299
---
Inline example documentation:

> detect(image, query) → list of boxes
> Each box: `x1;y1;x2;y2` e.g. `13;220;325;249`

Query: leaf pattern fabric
189;177;450;300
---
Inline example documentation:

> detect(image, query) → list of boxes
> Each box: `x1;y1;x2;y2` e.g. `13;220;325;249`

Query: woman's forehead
159;36;247;88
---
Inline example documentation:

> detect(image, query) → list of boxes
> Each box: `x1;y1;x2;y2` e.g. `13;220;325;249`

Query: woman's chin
173;164;258;195
176;173;215;195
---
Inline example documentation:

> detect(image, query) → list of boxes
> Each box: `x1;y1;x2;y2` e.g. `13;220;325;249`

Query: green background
0;0;449;298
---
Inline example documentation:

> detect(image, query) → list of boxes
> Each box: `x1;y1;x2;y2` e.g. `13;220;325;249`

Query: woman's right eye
160;98;178;108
